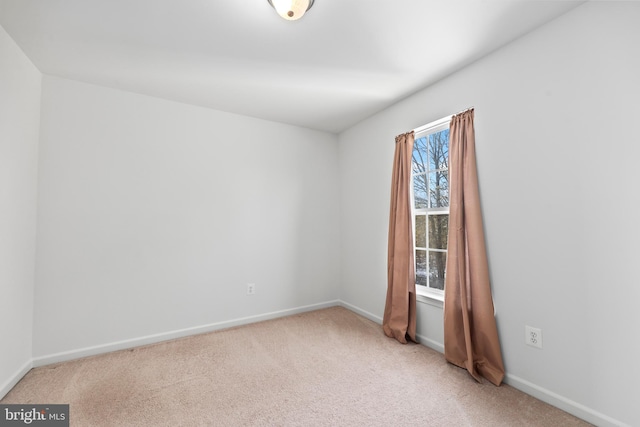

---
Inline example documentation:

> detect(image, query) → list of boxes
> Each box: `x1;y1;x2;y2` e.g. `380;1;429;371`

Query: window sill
416;288;444;308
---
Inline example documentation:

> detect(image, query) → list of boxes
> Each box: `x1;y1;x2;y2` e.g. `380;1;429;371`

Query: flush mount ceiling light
267;0;315;21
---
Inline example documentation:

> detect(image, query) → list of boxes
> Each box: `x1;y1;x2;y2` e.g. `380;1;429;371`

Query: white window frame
411;116;452;303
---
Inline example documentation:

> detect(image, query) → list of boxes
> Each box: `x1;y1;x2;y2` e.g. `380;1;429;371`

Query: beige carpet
2;307;590;426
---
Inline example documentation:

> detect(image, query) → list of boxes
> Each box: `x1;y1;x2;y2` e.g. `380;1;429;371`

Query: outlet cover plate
525;325;543;349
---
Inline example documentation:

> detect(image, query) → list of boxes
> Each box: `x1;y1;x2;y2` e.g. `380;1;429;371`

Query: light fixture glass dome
268;0;314;21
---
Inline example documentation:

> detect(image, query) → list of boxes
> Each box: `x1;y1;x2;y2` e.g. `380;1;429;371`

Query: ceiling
0;0;583;133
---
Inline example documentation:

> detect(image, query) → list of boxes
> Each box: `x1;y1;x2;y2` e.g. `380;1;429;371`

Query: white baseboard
32;300;341;368
338;300;382;323
338;300;445;353
504;373;628;427
415;334;445;353
0;359;33;400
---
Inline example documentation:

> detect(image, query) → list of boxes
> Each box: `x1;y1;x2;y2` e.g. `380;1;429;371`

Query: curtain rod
413;106;474;135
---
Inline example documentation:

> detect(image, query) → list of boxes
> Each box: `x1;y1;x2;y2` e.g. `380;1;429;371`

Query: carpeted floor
2;307;591;426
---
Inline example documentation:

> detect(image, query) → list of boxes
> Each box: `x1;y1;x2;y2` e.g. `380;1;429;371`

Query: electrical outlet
525;325;543;349
247;283;256;295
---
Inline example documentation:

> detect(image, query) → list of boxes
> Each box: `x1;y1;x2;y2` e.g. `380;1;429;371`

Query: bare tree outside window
412;129;449;291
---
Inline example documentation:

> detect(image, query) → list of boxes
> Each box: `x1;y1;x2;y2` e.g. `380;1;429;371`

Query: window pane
412;137;428;175
415;215;426;248
428;214;448;250
413;174;428;209
429;129;449;171
429;170;449;208
416;249;427;287
429;251;446;290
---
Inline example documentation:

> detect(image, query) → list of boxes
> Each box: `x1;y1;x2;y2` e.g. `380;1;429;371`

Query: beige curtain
443;110;505;386
383;131;417;344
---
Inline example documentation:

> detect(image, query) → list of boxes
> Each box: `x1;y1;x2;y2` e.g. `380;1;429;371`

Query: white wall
338;2;639;426
33;76;340;359
0;25;41;396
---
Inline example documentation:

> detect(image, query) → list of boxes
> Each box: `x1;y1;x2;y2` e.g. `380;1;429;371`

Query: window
411;119;450;298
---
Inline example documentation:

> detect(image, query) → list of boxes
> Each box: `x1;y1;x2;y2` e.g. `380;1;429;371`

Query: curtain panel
383;131;417;344
443;110;505;386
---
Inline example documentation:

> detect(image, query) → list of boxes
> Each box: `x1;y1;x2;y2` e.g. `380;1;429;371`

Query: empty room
1;1;638;426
